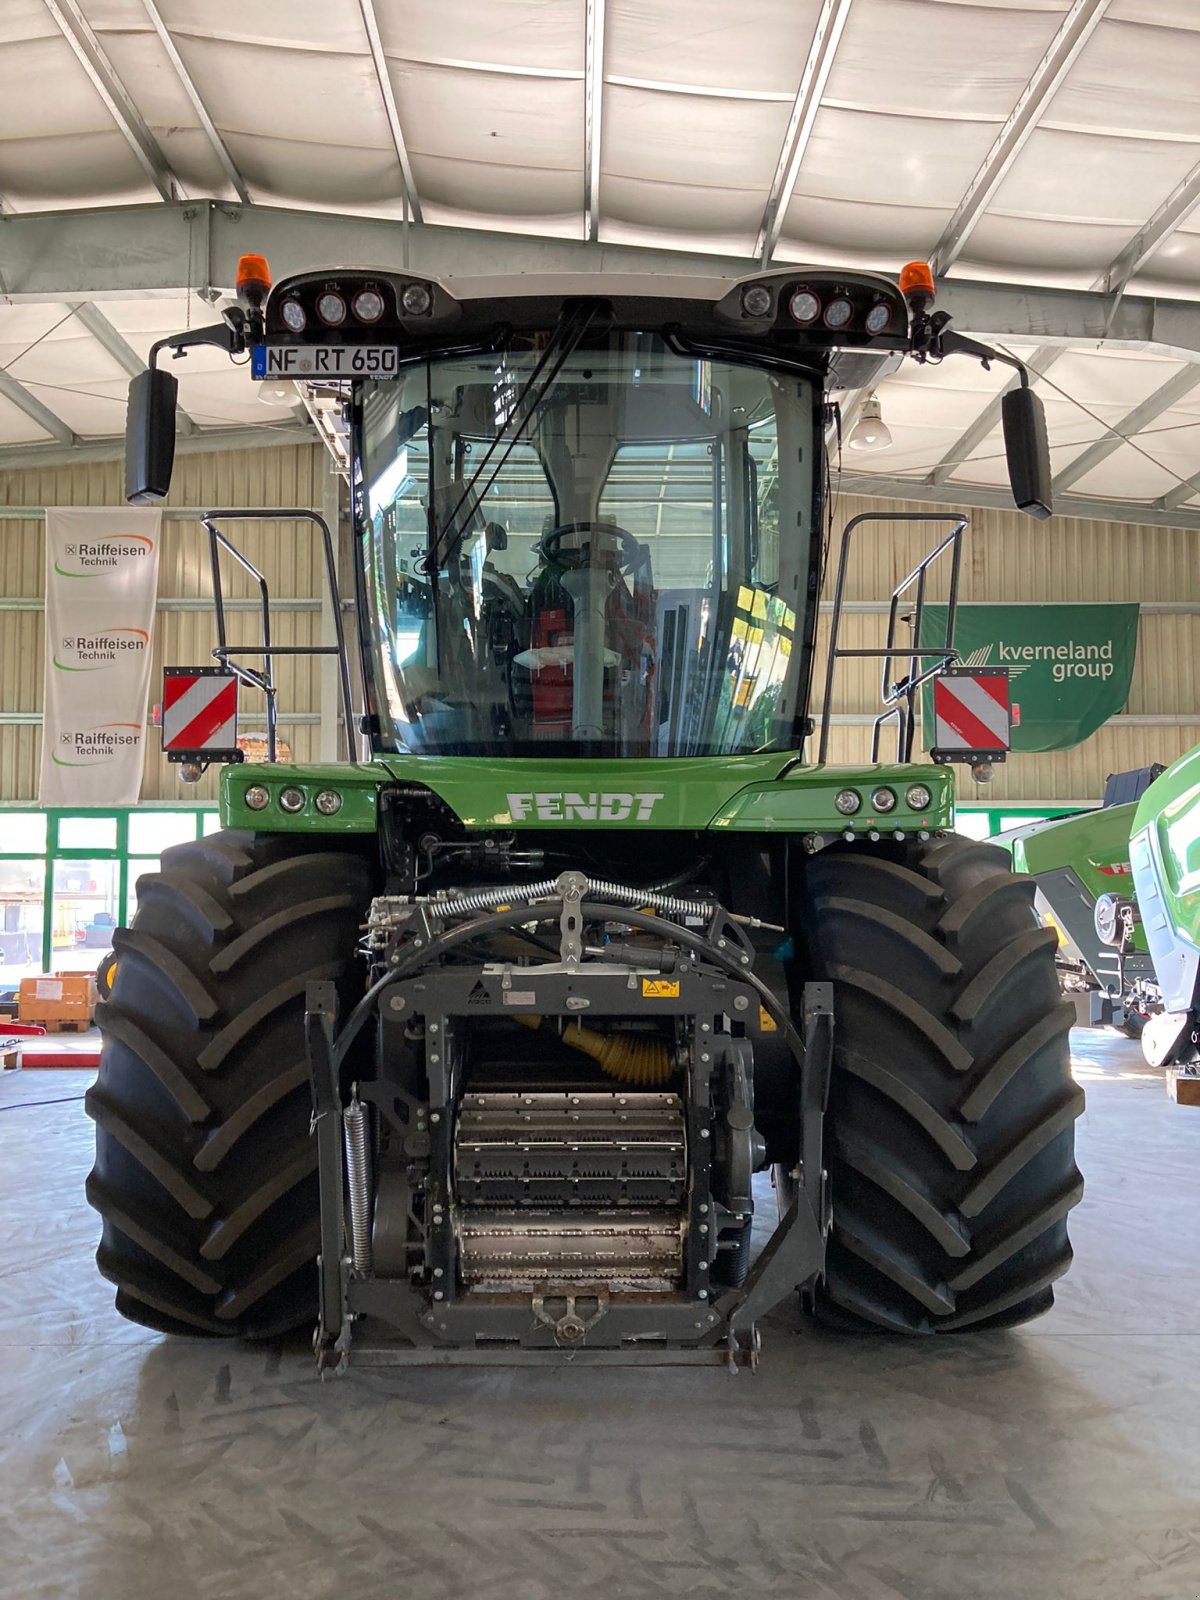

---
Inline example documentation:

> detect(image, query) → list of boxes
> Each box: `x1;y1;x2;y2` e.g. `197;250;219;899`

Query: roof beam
929;0;1112;276
357;0;422;224
138;0;250;205
836;467;1200;533
0;371;75;445
1155;470;1200;513
1052;364;1200;494
757;0;852;265
1102;156;1200;299
42;0;182;203
6;200;1200;353
70;301;196;436
928;346;1065;487
583;0;606;242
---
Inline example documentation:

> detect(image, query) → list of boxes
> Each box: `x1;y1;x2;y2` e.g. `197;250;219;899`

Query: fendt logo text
507;791;665;823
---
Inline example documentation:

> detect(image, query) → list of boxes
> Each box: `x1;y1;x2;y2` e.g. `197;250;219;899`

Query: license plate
251;345;400;380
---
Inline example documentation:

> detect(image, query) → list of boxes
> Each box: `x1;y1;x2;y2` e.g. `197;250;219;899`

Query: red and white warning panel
162;667;240;764
931;666;1011;764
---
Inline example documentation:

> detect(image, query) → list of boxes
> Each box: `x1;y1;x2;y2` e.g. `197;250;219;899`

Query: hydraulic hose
513;1013;674;1086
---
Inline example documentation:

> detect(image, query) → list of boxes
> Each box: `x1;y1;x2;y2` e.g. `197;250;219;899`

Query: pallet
1167;1067;1200;1106
33;1018;90;1035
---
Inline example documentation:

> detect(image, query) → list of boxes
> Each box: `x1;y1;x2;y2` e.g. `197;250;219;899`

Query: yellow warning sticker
642;979;681;999
759;1006;778;1032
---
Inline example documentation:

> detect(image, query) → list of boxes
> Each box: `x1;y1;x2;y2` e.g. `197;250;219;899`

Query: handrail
817;512;967;765
201;509;358;764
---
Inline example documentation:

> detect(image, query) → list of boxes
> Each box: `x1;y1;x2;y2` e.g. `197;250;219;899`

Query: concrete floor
2;1033;1198;1600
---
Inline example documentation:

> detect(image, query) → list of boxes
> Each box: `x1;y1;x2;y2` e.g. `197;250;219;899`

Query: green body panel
1132;744;1200;957
223;763;394;833
1010;803;1148;955
221;755;955;835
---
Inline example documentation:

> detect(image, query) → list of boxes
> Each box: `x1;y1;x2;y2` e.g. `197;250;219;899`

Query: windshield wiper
420;299;605;577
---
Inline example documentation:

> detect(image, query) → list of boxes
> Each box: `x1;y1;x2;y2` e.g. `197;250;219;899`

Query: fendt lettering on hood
507;792;665;823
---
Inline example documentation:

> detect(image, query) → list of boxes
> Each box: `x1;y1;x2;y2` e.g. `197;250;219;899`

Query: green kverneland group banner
920;603;1140;753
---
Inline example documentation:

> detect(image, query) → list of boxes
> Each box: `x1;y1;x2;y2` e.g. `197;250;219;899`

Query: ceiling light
847;395;892;452
258;380;294;406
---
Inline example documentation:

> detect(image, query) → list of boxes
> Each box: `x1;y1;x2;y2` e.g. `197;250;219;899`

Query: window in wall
953;811;994;841
128;812;198;855
0;861;47;985
1;814;48;854
51;859;120;973
58;815;118;851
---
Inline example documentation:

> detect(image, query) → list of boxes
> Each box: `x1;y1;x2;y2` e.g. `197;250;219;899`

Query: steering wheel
537;520;648;576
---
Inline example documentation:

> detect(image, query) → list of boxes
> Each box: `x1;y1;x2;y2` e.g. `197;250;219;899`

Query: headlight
314;789;343;816
865;302;892;335
316;291;346;326
871;787;897;814
906;783;932;811
789;288;821;325
835;789;861;816
741;284;772;317
824;297;853;329
244;784;270;812
278;787;306;814
401;282;432;316
352;288;384;324
280;299;306;333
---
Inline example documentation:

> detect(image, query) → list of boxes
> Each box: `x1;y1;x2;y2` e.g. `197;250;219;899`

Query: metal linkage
817;511;967;764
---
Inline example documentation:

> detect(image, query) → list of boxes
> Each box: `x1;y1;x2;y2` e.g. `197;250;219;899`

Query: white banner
40;507;162;806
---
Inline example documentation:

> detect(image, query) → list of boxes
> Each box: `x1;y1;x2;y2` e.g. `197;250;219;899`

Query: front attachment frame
305;888;833;1370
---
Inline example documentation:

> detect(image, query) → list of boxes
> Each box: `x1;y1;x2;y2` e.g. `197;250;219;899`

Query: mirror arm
935;327;1031;386
149;316;245;370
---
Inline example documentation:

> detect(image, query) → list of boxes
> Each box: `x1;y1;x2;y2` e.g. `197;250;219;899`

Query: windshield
357;330;819;758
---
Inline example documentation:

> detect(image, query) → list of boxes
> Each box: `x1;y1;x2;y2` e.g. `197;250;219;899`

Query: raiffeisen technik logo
51;724;143;766
53;627;149;671
54;533;154;576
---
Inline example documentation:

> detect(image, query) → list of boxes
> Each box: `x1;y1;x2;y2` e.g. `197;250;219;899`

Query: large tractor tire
86;831;375;1338
798;835;1084;1334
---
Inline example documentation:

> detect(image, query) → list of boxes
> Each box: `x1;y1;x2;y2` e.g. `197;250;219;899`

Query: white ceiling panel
395;67;583;178
606;0;822;95
824;0;1067;120
989;128;1200;226
1067;442;1182;500
602;86;789;193
1042;14;1200;139
376;0;584;75
792;107;1001;209
601;175;763;237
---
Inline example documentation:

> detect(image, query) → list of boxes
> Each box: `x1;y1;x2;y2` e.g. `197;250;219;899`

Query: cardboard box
18;974;97;1026
1166;1067;1200;1106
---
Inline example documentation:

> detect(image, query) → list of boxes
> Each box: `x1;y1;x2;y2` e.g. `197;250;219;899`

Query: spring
343;1093;373;1276
425;874;713;922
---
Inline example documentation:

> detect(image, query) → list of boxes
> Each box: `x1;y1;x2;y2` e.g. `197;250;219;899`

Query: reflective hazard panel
162;667;239;763
932;666;1010;763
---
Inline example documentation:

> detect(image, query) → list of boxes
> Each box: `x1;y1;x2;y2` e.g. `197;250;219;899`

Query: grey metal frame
305;902;833;1370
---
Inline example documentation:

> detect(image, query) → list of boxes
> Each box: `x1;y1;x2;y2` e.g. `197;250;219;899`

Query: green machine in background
1129;746;1200;1068
1010;751;1200;1068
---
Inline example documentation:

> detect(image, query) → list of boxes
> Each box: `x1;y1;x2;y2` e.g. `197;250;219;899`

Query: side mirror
125;367;178;504
1001;386;1052;520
